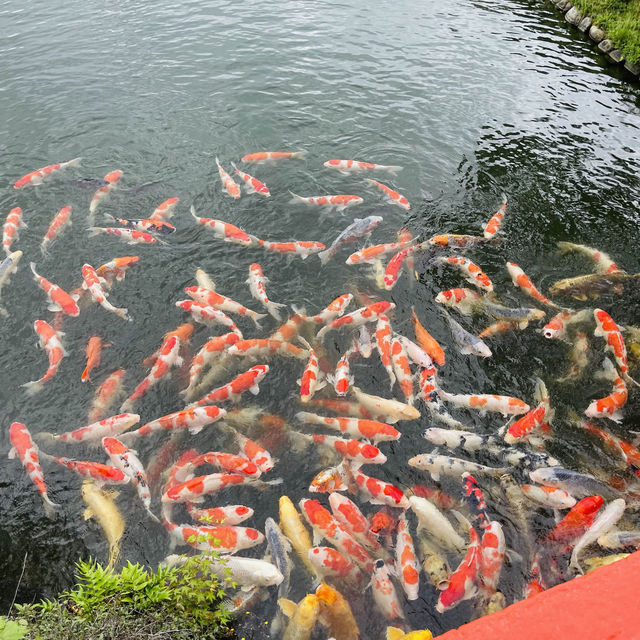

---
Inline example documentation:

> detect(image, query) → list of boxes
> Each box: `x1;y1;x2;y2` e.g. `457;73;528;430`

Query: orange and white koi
246;262;287;320
585;358;628;422
175;300;242;335
462;473;490;530
106;215;176;235
183;332;240;395
89;170;122;220
82;336;108;382
22;320;68;394
241;150;307;163
298;337;324;403
3;207;26;256
123;406;226;441
82;263;130;320
300;498;375;571
428;233;490;248
545;495;603;542
44;454;129;487
329;492;381;551
141;324;194;368
594;308;637;385
350;386;420;423
193;364;269;406
417;365;438;401
309;464;351;493
479;521;505;597
482;194;507;239
186;503;254;525
411;308;445;366
230;428;275;473
30;263;80;316
9;422;60;518
346;240;415;265
103;436;158;521
190;206;254;245
309;294;353;325
436;527;480;612
437;389;529;416
383;247;410;290
371;559;405;621
317;300;395;341
308;547;363;584
96;256;139;285
520;484;576;509
289;191;363;212
295;412;400;443
557;241;623;275
13;157;81;188
267;313;305;342
432;256;493;293
329;342;358;396
229;162;270;196
307;398;374;420
42;413;140;444
324;159;402;175
374;314;396;389
579;420;640;470
184;286;265;328
435;287;484;315
478;321;521;338
228;338;307;360
164;520;264;553
215;157;241;199
390;337;414;404
395;513;420;600
366;179;410;210
163;472;275;503
348;466;409;509
506;262;557;307
257;238;326;258
504;404;549;444
151;197;179;221
88;227;157;244
121;335;183;411
524;554;546;598
542;308;591;340
88;369;126;422
313;434;386;465
186;451;261;477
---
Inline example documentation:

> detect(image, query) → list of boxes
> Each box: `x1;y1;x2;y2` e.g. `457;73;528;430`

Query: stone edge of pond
547;0;640;79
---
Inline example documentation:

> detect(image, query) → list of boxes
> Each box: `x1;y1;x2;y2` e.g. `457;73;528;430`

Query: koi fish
192;364;269;406
0;250;22;317
408;454;508;482
431;256;493;292
30;263;80;316
175;300;243;336
546;495;604;542
346;240;415;265
549;271;638;300
542;308;591;340
298;337;325;402
308;547;362;585
390;337;414;404
520;484;576;509
22;320;68;394
185;286;266;328
227;162;271;196
313;434;386;465
105;214;176;235
585;358;628;422
478;521;505;596
482;194;507;238
82;336;108;382
386;628;432;640
82;263;130;320
357;325;374;358
241;150;307;163
279;495;318;577
230;428;274;473
295;412;400;443
477;320;521;338
185;451;261;477
395;513;420;600
428;233;490;248
529;467;618;500
324;159;402;175
141;323;194;369
88;169;122;221
594;308;638;386
348;465;409;509
214;157;240;199
506;262;558;307
246;262;287;320
578;419;640;469
88;227;157;244
436;527;481;612
435;287;484;315
228;338;307;360
39;413;140;445
123;406;226;441
289;191;363;211
367;179;410;210
183;332;240;397
481;301;546;325
165;521;264;553
278;594;320;640
409;495;466;552
3;207;26;255
9;422;59;518
318;216;383;265
557;241;622;275
187;503;254;525
190;206;254;245
410;308;445;366
350;386;420;423
88;370;126;422
462;473;491;530
371;559;405;621
257;238;326;258
317;300;395;341
121;335;183;411
440;309;492;358
557;330;590;381
43;454;129;487
307;397;374;420
417;366;438;402
438;389;530;416
14;157;81;188
374;314;396;389
597;530;640;549
151;197;179;221
329;492;381;552
163;472;277;504
328;342;357;396
96;256;139;285
309;294;353;324
504;379;551;443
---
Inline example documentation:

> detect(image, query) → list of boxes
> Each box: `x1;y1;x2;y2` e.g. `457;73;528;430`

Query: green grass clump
569;0;640;64
10;557;234;640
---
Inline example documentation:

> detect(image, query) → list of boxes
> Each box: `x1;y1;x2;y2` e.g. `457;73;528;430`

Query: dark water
1;0;639;636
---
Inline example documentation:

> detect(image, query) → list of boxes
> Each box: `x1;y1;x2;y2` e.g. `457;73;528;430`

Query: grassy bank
569;0;640;64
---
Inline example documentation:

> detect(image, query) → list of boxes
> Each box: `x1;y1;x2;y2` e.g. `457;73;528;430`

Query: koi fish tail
385;165;403;175
0;305;8;318
40;240;49;256
120;398;135;413
42;494;61;520
292;150;307;160
87;227;104;237
624;372;640;388
103;213;116;223
35;431;57;444
146;507;161;523
22;379;43;396
114;307;131;321
81;365;91;382
106;541;121;573
318;249;334;266
288;191;307;205
250;312;267;330
266;301;286;322
67;157;83;168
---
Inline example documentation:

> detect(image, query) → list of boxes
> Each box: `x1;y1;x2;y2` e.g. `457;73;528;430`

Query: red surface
434;551;640;640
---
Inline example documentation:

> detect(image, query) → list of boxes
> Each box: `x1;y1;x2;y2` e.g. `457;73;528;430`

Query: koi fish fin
251;313;267;330
67;157;83;168
386;627;406;640
146;508;160;523
312;529;323;546
7;446;16;459
278;598;297;618
288;191;307;205
249;384;261;395
318;249;332;266
22;380;43;396
83;507;95;520
266;301;286;322
292;150;307;160
266;477;284;486
623;372;640;389
43;494;61;520
87;227;104;237
81;366;91;382
189;205;200;222
385;165;403;175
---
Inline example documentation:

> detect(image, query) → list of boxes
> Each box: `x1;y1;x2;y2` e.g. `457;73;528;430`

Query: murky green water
1;0;639;636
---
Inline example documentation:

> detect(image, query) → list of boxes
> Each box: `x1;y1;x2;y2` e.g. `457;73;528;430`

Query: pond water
1;0;639;637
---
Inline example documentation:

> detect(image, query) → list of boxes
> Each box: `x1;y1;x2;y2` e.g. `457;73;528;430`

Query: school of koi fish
5;151;640;640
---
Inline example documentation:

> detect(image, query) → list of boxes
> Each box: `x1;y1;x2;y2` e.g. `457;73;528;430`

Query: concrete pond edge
547;0;640;78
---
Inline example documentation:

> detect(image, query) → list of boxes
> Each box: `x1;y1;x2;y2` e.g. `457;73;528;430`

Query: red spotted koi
346;240;415;265
193;364;269;406
3;207;26;256
88;369;126;422
151;197;179;221
164;520;264;553
269;313;307;341
241;150;307;163
215;157;241;199
483;194;507;239
585;358;628;422
247;263;286;320
594;308;637;385
106;215;176;235
298;337;324;403
328;342;357;396
479;521;505;596
9;422;60;518
307;398;374;420
371;559;405;621
429;233;490;248
390;337;414;404
295;411;400;443
186;451;260;477
185;286;266;328
395;513;420;600
190;206;254;245
230;162;270;196
257;238;326;258
22;320;68;394
142;324;194;368
367;179;410;210
308;547;363;584
435;287;484;315
228;338;306;360
184;332;240;395
41;413;140;444
30;263;80;316
289;191;363;212
89;170;122;220
96;256;139;285
88;227;157;244
432;256;493;293
82;336;108;382
542;308;592;340
309;294;353;325
506;262;557;307
329;492;381;551
175;300;243;336
82;263;130;320
187;503;254;525
123;406;226;441
231;429;274;473
462;473;490;530
579;420;640;470
13;157;81;188
323;159;402;175
417;365;438;401
312;434;386;465
520;484;576;509
317;300;395;341
348;466;409;509
44;455;129;487
438;389;529;416
163;472;275;503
